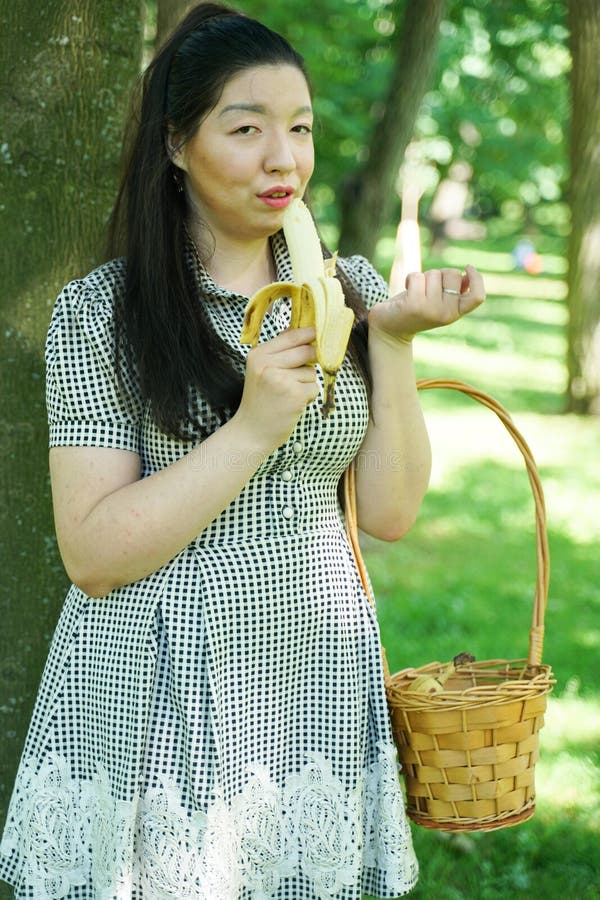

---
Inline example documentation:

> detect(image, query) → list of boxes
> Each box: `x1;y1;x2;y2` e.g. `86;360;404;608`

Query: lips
258;186;294;199
258;186;296;210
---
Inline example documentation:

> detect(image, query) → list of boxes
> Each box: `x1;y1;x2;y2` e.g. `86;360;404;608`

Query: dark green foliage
236;1;568;239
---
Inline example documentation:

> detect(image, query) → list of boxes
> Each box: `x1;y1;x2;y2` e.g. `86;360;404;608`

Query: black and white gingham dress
0;232;418;899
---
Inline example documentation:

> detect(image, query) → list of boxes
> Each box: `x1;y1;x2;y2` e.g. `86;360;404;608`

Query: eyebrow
219;103;313;117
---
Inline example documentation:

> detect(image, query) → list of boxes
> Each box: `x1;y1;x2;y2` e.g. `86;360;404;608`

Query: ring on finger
442;287;461;296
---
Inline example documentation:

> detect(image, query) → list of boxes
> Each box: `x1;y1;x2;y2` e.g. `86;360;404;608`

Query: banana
240;199;355;417
409;653;476;694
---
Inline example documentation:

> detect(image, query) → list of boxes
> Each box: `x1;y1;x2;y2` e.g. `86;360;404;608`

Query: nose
264;129;296;174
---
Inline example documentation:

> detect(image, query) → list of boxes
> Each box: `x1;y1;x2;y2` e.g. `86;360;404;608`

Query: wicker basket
344;378;554;832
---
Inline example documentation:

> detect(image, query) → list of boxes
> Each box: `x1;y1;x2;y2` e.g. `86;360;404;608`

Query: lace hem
1;743;418;899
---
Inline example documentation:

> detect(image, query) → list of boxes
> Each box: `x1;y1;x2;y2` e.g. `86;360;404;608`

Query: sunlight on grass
420;410;535;486
440;244;568;277
440;244;516;273
416;338;564;391
415;338;565;396
419;408;600;544
541;473;600;543
538;753;600;818
543;687;600;750
483;272;567;300
575;629;600;648
537;690;600;819
485;295;567;326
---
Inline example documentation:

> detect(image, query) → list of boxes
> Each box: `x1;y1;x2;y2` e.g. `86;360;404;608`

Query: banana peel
409;652;476;694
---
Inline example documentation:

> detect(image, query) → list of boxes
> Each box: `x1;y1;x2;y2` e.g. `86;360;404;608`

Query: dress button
293;441;303;454
282;505;294;520
281;469;293;482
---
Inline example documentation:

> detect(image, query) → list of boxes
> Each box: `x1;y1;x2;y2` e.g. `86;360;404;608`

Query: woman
0;3;484;898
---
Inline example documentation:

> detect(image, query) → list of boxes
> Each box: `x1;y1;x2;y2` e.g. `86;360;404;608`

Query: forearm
356;327;431;541
60;416;269;597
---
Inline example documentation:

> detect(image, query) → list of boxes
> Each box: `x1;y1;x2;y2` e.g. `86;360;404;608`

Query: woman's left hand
368;265;485;345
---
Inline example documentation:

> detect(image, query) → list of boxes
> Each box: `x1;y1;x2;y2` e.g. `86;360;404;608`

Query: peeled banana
240;199;355;417
409;653;476;694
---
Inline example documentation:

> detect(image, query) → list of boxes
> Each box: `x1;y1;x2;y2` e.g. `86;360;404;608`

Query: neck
209;242;276;296
188;222;277;297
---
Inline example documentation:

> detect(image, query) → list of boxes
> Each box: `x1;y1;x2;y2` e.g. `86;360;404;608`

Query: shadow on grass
362;813;599;899
400;810;600;899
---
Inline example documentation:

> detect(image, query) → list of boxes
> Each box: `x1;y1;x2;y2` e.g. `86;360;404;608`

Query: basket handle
344;378;549;668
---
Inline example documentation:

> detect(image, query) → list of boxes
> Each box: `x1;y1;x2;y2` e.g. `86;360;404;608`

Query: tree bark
0;0;142;826
156;0;192;48
338;0;445;259
566;0;600;414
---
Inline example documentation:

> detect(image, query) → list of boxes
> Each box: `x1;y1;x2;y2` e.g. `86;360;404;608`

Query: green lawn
364;236;600;899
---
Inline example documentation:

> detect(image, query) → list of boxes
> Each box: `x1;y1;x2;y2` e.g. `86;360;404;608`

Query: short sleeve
337;254;389;310
45;262;143;451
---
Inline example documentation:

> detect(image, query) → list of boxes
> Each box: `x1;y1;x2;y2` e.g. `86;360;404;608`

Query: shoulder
82;257;127;298
47;258;127;350
53;257;127;317
45;258;143;444
336;254;389;309
45;258;135;392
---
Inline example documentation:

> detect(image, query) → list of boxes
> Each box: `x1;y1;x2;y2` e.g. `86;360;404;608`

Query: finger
272;326;316;349
300;381;320;408
405;271;425;294
458;265;486;314
460;265;486;297
296;364;319;383
424;269;442;298
440;267;463;293
273;344;317;368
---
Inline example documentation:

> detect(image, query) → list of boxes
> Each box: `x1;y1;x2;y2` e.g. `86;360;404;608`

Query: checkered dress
0;232;418;899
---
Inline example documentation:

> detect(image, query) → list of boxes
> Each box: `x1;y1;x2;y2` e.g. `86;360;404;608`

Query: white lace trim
1;744;418;899
363;741;419;895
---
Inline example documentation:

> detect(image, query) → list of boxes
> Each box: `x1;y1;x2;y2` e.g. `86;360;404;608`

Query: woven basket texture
344;379;554;832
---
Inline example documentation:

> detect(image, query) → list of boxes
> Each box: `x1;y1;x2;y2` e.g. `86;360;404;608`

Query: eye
234;125;260;135
292;124;313;135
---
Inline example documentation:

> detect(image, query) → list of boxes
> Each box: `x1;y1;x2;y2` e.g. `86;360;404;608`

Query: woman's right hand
234;326;319;452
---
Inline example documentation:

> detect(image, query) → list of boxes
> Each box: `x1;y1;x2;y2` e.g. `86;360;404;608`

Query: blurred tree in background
155;0;190;47
337;0;445;258
417;0;569;237
236;0;570;248
566;0;600;414
146;1;573;268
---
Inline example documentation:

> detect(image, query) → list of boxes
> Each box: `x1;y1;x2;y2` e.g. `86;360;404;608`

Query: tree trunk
338;0;445;259
566;0;600;414
0;0;142;827
156;0;192;48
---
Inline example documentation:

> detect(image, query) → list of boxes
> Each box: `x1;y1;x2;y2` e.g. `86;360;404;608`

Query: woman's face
174;64;314;247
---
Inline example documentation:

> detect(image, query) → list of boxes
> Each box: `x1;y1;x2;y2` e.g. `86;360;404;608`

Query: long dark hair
107;1;371;440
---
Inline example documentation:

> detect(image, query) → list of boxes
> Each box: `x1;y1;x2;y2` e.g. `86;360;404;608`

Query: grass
363;236;600;899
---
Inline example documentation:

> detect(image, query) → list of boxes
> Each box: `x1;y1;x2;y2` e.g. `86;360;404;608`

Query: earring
172;167;184;194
